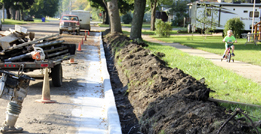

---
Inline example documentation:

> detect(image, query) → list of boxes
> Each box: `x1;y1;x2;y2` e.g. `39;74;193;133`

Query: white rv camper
188;1;261;33
71;10;91;31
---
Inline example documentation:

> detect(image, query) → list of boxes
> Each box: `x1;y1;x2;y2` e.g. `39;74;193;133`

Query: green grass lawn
153;35;261;66
145;40;261;122
2;18;49;25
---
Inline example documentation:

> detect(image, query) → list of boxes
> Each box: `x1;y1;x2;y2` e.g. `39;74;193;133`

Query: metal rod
4;53;32;62
3;34;60;53
43;46;67;53
46;50;68;58
35;40;64;48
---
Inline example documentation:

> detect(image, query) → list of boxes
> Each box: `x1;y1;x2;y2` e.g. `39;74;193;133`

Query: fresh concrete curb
99;32;122;134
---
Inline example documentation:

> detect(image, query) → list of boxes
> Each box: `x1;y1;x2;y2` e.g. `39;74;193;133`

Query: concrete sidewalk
66;32;121;134
142;35;261;84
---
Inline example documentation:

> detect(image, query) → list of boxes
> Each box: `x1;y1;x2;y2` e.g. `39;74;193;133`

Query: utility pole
251;0;256;34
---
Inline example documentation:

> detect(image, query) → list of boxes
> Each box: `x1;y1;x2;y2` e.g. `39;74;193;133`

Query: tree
130;0;146;40
148;0;172;31
29;0;59;18
195;3;218;36
168;0;188;26
106;0;122;34
1;0;35;20
88;0;133;24
223;18;244;38
71;0;90;11
89;0;109;24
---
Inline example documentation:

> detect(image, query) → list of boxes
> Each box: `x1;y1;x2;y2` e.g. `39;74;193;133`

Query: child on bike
222;30;237;58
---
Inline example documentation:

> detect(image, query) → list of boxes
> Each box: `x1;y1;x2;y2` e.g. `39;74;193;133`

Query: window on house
244;10;248;13
206;9;211;16
249;11;259;17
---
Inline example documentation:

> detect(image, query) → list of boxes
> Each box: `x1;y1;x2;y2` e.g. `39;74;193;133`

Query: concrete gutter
99;32;122;134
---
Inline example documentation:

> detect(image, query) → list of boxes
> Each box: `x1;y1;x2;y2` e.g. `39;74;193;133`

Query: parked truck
71;10;91;31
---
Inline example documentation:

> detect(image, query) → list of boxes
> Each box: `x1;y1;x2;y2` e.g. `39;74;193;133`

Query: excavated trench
102;31;256;134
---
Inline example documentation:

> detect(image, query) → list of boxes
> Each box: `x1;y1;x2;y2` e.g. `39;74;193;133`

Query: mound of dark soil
103;32;254;134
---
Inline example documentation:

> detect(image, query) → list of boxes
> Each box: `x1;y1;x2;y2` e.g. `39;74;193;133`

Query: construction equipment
0;66;35;133
0;25;76;87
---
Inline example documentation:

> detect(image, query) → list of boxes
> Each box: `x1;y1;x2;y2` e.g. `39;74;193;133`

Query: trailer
187;1;261;33
0;26;76;87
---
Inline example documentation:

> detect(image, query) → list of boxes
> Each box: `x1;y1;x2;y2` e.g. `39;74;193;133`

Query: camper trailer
187;1;261;33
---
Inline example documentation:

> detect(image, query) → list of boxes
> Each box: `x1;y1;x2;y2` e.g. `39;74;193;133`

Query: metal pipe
3;34;60;53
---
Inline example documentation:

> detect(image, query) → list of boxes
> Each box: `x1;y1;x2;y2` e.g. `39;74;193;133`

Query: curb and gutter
99;32;122;134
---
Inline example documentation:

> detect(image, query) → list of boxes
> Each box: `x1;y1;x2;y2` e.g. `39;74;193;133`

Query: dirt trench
103;32;256;134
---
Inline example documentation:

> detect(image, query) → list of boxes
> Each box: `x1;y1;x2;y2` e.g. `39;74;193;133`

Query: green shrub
155;19;172;37
223;17;245;38
177;28;187;33
122;13;132;24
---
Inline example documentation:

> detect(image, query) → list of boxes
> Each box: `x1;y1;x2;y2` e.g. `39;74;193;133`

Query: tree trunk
6;8;10;19
150;0;157;31
21;9;24;20
103;10;109;24
11;8;15;20
107;0;122;34
130;0;146;39
2;4;4;22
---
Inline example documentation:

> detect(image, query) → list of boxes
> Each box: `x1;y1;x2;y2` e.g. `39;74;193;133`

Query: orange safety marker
85;31;87;41
36;68;56;103
88;30;90;36
69;56;78;64
77;42;82;51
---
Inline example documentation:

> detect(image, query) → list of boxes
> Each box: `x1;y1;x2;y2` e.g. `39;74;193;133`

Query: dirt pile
103;33;254;134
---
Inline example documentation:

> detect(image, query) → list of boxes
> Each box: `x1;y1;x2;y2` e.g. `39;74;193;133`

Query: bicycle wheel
228;53;231;63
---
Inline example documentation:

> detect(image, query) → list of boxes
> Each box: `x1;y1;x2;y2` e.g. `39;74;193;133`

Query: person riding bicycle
222;30;237;58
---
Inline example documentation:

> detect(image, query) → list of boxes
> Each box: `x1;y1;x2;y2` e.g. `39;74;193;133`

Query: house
187;0;261;33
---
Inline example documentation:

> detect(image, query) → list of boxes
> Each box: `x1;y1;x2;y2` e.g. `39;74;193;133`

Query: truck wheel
59;29;62;34
51;64;63;87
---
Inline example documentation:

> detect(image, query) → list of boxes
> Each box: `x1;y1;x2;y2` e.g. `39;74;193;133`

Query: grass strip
145;40;261;121
2;18;49;25
152;35;261;66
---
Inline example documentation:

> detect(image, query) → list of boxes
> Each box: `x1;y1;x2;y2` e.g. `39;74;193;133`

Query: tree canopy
29;0;59;18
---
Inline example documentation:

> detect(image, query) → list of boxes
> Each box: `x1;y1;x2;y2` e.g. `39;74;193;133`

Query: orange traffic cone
77;42;82;51
88;30;90;36
35;68;56;103
69;57;77;64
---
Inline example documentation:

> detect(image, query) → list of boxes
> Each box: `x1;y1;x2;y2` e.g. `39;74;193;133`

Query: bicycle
221;44;234;63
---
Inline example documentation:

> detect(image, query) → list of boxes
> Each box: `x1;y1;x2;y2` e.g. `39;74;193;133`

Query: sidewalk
64;32;121;133
142;35;261;84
